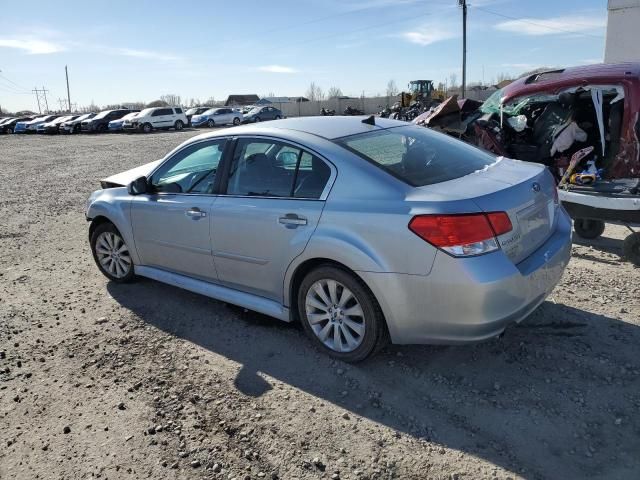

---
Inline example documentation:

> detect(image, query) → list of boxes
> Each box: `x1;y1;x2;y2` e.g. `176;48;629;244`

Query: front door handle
279;213;307;226
185;208;207;218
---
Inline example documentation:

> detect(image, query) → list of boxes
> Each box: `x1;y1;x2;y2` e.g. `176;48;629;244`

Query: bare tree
146;99;170;108
305;82;325;102
203;97;217;107
160;93;182;106
386;80;398;97
327;86;343;98
448;73;458;89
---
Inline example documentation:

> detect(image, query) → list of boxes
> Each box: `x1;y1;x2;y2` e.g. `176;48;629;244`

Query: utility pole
42;86;49;113
33;87;42;114
32;86;50;114
65;65;71;113
458;0;467;98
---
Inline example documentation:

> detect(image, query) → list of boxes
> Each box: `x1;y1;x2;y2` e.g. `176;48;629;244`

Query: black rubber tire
297;266;388;362
275;115;281;120
142;123;152;133
174;120;184;130
207;119;215;128
90;222;136;283
254;116;261;122
623;232;640;266
573;218;605;239
232;117;240;125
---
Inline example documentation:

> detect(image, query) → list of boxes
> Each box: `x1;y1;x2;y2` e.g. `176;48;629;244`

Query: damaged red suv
417;63;640;264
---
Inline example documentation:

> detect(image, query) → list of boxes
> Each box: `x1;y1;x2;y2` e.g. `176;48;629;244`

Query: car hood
100;159;163;187
191;114;207;122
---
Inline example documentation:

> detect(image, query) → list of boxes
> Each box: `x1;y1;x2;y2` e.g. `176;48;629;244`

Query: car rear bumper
358;207;572;345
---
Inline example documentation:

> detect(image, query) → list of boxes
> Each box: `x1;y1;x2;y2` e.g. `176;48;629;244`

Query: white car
61;113;96;134
123;107;188;133
191;107;243;127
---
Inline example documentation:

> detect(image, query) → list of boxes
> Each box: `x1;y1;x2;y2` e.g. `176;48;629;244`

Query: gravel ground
1;131;639;480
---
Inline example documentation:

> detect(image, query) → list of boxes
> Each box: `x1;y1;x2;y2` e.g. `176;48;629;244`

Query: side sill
134;265;291;322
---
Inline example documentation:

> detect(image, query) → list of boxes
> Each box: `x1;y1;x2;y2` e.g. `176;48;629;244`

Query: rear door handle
186;208;207;218
279;213;307;226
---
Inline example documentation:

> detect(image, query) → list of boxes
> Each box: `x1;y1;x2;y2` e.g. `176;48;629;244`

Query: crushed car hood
100;159;162;188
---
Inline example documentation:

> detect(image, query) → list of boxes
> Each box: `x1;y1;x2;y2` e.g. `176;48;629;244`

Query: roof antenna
361;115;375;126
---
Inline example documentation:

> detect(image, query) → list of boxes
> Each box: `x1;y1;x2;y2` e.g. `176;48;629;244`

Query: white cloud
495;15;605;36
400;26;456;46
256;65;298;73
0;38;64;54
110;47;180;62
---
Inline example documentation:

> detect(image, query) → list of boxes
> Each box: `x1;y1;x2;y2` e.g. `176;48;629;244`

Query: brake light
409;212;512;257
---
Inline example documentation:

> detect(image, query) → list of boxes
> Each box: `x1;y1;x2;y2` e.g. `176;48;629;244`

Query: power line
271;9;445;49
471;5;604;39
0;72;32;93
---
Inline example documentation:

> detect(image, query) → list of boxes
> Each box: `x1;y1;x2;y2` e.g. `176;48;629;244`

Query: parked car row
1;105;285;135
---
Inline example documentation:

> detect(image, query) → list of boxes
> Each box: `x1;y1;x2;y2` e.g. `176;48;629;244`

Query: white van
123;107;188;133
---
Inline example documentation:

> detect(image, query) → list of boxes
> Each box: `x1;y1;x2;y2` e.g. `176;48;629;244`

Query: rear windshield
336;125;496;187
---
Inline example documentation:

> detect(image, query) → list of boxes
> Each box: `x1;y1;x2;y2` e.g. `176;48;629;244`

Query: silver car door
130;138;228;281
211;137;334;301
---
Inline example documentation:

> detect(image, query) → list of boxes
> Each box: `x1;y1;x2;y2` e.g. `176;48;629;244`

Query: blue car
108;111;140;132
14;115;59;134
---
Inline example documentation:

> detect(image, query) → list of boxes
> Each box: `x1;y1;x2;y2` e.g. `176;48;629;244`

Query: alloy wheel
305;279;365;353
95;231;132;279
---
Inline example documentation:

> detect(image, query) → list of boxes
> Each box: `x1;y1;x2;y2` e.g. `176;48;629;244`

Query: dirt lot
1;130;639;480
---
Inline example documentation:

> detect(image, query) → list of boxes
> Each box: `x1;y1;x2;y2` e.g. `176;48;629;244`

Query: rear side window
336;125;496;187
226;138;331;198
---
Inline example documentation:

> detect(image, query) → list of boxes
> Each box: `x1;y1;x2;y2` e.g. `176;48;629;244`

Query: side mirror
128;176;149;195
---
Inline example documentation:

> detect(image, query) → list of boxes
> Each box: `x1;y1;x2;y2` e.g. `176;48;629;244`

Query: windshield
203;108;217;115
76;113;91;121
139;108;154;116
186;108;199;115
94;110;112;119
336;125;496;187
121;112;138;120
480;88;558;116
247;107;260;114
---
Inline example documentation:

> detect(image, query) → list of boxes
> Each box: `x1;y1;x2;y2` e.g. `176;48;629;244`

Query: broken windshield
480;88;557;116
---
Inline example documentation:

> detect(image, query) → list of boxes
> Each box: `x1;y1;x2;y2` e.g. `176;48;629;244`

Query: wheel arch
286;257;387;329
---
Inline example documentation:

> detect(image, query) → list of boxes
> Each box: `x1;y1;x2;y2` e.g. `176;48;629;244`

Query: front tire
623;232;640;266
574;218;605;239
90;223;135;283
254;116;261;122
142;123;152;133
275;115;281;120
298;266;388;362
207;119;215;128
233;117;240;125
174;120;184;130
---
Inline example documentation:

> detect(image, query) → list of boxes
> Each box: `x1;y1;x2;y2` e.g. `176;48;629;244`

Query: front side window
336;125;496;187
226;138;330;198
151;140;227;194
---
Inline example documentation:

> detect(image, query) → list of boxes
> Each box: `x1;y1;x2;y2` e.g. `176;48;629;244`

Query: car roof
502;62;640;102
218;115;406;140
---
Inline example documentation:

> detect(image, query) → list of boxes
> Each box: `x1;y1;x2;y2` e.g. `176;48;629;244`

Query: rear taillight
409;212;512;257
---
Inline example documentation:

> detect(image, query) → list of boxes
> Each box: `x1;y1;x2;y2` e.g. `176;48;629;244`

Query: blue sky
0;0;607;112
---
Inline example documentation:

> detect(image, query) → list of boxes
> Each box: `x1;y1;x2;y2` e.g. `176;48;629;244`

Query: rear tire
297;266;388;362
623;232;640;266
207;119;215;128
174;120;184;130
573;219;605;239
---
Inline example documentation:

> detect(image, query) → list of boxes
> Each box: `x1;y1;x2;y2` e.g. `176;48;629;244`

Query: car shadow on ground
107;279;640;480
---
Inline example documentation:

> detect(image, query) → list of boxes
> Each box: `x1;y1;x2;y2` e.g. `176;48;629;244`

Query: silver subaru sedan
86;116;572;362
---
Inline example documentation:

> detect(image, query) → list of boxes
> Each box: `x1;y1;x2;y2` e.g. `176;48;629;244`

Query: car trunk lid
411;158;558;264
